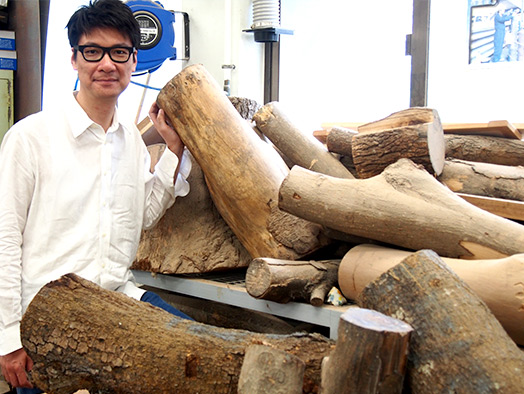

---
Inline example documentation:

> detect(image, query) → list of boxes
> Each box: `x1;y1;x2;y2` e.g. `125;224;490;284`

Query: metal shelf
132;270;350;339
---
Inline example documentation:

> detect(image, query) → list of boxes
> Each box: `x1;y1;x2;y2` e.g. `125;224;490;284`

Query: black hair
66;0;141;49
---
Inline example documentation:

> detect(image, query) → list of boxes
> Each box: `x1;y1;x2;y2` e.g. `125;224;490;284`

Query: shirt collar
67;91;124;138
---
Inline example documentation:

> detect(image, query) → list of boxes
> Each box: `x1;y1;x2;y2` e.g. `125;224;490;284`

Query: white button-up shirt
0;92;191;355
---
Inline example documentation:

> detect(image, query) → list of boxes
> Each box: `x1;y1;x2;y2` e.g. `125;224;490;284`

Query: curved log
157;64;323;259
357;250;524;393
278;159;524;259
339;243;524;346
21;274;334;394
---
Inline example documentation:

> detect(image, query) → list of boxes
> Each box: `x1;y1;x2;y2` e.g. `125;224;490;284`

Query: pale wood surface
443;120;522;140
458;193;524;221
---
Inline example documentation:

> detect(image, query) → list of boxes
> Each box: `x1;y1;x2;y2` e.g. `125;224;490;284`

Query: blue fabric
16;388;43;394
140;291;193;320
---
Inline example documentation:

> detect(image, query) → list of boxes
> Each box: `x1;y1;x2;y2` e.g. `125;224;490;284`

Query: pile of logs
21;64;524;393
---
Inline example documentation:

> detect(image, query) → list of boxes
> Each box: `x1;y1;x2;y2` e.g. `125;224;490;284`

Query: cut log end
246;259;272;298
340;307;413;335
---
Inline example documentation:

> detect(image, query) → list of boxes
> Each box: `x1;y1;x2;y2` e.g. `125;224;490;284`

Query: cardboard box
0;50;16;70
0;31;14;50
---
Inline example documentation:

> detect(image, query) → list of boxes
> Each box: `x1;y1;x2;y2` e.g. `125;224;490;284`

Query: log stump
321;308;413;394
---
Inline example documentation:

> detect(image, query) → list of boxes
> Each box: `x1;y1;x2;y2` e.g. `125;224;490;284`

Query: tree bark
321;308;413;394
245;258;340;306
358;107;439;133
352;122;445;178
338;243;524;346
21;274;335;394
228;96;261;121
357;250;524;393
444;134;524;166
238;344;305;394
156;64;324;260
438;158;524;202
133;149;252;274
253;101;354;179
278;159;524;259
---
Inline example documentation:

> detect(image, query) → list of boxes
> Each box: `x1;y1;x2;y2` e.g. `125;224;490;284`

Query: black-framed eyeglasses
74;45;135;63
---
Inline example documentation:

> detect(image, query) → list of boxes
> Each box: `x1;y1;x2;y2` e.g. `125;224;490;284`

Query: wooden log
357;250;524;393
238;344;305;394
278;159;524;259
245;258;340;306
21;273;335;394
253;101;354;179
457;193;524;222
157;64;324;260
321;308;413;394
445;134;524;166
325;127;357;165
338;243;524;346
133;148;252;274
438;158;524;202
352;122;445;178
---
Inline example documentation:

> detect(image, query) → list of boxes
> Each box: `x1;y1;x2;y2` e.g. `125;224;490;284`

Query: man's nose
98;52;116;70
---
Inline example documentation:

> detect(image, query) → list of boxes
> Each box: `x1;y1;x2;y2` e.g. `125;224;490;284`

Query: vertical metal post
264;40;280;104
409;0;430;107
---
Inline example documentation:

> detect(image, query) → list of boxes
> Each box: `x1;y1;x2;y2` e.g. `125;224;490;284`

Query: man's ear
71;48;78;70
131;50;137;73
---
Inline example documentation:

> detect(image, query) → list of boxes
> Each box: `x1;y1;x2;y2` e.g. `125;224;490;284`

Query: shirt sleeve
0;129;34;356
142;146;191;230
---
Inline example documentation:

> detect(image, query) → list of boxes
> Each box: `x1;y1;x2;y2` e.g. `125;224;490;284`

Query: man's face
71;27;137;102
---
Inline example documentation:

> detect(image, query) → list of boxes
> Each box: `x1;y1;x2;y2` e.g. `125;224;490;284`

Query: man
0;1;191;392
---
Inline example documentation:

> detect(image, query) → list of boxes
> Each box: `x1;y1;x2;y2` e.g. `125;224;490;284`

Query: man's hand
0;348;34;388
148;102;184;159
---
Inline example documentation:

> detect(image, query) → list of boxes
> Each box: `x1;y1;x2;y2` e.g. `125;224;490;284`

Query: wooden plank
457;193;524;221
443;120;522;140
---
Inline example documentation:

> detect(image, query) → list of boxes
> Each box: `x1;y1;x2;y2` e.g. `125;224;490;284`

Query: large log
338;243;524;346
245;258;340;306
445;134;524;166
357;250;524;393
21;273;335;394
133;147;251;274
352;121;445;178
157;64;324;260
253;101;354;179
357;107;438;133
438;158;524;202
278;159;524;259
321;308;413;394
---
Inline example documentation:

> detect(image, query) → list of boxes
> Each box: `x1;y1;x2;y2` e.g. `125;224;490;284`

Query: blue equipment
126;0;189;74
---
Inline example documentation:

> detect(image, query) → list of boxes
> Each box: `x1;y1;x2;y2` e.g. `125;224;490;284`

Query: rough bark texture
278;159;524;259
438;158;524;202
357;250;524;393
339;244;524;346
21;274;335;394
133;149;251;274
156;64;324;260
352;122;445;178
253;101;354;179
238;345;305;394
245;258;340;306
444;134;524;166
321;308;413;394
228;96;261;121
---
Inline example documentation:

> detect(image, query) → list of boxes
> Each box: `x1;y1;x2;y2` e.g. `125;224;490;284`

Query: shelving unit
132;269;351;339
